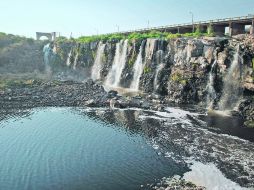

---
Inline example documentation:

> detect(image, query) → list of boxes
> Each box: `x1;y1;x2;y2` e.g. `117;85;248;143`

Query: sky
1;0;254;38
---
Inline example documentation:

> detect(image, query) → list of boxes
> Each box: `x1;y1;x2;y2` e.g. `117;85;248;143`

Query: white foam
183;162;247;190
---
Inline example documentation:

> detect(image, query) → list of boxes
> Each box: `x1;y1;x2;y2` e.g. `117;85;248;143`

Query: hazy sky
1;0;254;38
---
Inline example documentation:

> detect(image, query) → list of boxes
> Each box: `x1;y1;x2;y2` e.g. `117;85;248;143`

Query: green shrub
143;66;151;74
252;58;254;71
170;73;187;85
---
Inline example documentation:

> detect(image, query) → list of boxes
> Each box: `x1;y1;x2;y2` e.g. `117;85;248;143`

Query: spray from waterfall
218;47;243;111
91;42;106;81
153;50;165;92
105;39;128;87
206;60;217;109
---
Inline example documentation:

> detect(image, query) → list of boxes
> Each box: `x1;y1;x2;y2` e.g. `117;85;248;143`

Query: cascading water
105;39;128;87
129;42;144;90
73;52;79;70
66;49;72;66
91;42;106;81
218;47;243;111
130;39;156;90
43;43;53;74
153;50;165;92
43;43;51;65
206;60;217;109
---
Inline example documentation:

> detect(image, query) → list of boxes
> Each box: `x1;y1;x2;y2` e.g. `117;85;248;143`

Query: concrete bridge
108;15;254;36
36;32;56;41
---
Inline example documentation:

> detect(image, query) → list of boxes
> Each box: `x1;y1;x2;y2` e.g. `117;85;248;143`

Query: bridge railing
104;15;254;35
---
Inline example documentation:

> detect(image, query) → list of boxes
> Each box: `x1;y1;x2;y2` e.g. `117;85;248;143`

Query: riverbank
0;77;169;111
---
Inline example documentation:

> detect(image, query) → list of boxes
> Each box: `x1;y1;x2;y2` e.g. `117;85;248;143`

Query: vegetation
252;58;254;71
207;23;215;36
143;66;152;74
0;32;34;49
75;28;215;44
170;72;187;85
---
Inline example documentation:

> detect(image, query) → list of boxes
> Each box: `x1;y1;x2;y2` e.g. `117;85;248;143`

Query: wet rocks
238;98;254;127
0;79;107;109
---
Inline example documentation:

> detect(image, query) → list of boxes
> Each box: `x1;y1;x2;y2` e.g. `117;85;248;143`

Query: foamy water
183;162;247;190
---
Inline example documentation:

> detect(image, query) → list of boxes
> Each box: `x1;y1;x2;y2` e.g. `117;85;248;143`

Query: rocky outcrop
1;34;253;125
52;35;253;98
40;35;253;124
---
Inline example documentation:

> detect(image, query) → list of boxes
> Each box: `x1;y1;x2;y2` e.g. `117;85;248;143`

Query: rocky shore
1;77;254;129
0;79;167;112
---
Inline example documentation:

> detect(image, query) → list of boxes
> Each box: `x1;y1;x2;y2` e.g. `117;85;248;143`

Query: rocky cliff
1;34;254;126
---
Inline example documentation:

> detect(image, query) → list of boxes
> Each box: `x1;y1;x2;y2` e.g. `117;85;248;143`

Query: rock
129;98;141;107
107;90;118;98
243;76;254;91
141;101;151;109
117;98;129;108
244;120;254;128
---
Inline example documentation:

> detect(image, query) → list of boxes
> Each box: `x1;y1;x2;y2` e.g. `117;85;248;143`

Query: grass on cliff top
74;25;215;44
0;32;34;49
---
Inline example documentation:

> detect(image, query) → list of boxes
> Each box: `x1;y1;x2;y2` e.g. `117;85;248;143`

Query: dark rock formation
0;34;253;125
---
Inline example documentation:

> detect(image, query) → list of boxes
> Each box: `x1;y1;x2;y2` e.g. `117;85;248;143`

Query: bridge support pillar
250;19;254;35
213;25;225;36
229;22;245;36
199;25;207;33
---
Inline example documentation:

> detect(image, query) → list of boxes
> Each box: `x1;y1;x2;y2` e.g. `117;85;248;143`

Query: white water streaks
105;40;128;87
91;42;106;81
42;43;53;75
73;52;79;70
130;39;156;90
66;49;72;66
43;43;51;65
218;48;243;111
130;43;144;90
206;60;217;109
153;50;165;92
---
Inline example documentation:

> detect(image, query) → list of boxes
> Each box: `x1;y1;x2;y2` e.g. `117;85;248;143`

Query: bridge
36;32;56;41
108;15;254;36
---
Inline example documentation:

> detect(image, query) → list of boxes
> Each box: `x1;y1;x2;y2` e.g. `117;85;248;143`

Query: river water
0;107;253;190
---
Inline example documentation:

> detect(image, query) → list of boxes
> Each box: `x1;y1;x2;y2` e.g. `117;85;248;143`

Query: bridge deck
105;15;254;35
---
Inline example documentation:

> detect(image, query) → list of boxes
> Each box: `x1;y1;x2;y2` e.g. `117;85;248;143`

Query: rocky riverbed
0;77;253;128
0;78;169;111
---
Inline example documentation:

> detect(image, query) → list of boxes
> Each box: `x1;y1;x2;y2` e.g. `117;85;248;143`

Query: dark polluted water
0;107;253;190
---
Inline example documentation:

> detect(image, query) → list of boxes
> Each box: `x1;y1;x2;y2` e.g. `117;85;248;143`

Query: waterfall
153;50;165;92
66;49;72;66
43;43;53;74
105;39;128;87
129;43;144;90
73;53;78;70
130;39;156;90
43;43;51;65
206;60;217;109
218;48;242;111
91;42;106;81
